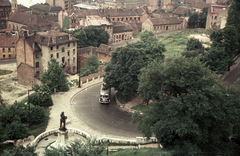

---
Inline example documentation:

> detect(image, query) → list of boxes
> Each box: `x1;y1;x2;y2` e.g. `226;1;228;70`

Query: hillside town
1;0;240;155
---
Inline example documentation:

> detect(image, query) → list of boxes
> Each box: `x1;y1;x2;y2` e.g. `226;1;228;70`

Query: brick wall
17;63;35;86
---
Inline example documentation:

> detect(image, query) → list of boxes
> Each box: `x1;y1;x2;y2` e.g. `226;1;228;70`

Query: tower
11;0;18;13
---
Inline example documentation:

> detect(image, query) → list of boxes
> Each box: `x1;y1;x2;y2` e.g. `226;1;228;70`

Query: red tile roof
0;33;18;48
191;3;211;9
113;22;133;33
150;17;181;26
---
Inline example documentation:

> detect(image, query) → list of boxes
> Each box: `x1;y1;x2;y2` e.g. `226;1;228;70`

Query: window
8;48;11;52
2;48;5;52
36;62;39;68
68;59;70;65
57;53;59;58
51;47;53;50
73;49;75;55
68;43;70;47
36;54;39;58
62;47;65;52
68;50;70;56
57;45;59;49
51;54;53;58
73;42;75;46
73;57;75;63
3;55;5;58
9;54;11;58
35;71;40;77
62;57;65;63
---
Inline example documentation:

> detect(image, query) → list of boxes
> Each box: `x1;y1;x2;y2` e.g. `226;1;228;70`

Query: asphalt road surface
71;83;142;138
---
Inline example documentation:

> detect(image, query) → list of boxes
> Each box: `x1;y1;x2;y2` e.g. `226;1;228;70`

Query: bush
31;84;53;107
31;105;47;124
6;121;30;140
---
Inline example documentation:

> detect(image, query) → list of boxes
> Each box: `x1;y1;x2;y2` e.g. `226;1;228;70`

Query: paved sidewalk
46;78;137;141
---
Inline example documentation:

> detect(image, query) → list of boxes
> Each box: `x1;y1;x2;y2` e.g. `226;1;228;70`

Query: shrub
6;121;30;140
31;105;47;124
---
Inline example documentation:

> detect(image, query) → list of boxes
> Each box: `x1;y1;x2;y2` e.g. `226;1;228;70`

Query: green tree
226;0;240;51
199;7;209;28
188;9;192;17
71;26;109;48
6;121;30;140
30;105;47;124
80;54;100;77
2;145;37;156
134;56;240;155
183;9;187;17
186;38;204;53
45;138;106;156
188;13;199;28
0;24;5;30
63;16;69;29
159;9;165;13
204;25;239;73
104;46;145;101
30;84;53;107
173;2;179;11
41;58;69;93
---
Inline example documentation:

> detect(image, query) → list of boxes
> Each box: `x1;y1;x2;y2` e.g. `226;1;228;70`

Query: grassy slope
159;29;211;58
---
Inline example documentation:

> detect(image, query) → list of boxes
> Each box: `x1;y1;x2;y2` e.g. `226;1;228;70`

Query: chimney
52;37;56;44
69;34;73;40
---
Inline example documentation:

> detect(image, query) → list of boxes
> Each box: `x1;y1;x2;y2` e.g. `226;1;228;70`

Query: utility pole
28;82;32;126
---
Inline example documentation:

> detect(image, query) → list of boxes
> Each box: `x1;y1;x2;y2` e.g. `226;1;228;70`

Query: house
205;0;232;30
30;3;50;15
113;22;133;42
0;0;11;27
46;0;74;10
16;30;78;85
173;6;190;17
77;44;113;72
0;32;19;59
142;17;182;33
17;4;32;14
7;11;56;32
191;2;211;13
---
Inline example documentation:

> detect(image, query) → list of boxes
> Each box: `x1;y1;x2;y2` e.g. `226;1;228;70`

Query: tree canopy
134;56;240;155
80;54;100;77
104;31;165;98
199;7;209;28
203;25;239;73
41;58;69;93
71;26;109;48
186;38;204;53
188;13;199;28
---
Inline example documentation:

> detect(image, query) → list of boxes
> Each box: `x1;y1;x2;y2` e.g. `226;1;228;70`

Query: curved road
71;83;142;138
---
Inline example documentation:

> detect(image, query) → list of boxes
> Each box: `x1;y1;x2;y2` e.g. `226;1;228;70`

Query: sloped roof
150;17;181;26
30;3;50;12
96;43;112;55
68;7;147;18
0;34;18;48
77;46;97;54
0;0;11;6
25;35;41;52
85;15;112;27
113;22;133;33
18;4;31;12
49;6;62;12
173;6;189;15
35;30;78;46
191;3;210;9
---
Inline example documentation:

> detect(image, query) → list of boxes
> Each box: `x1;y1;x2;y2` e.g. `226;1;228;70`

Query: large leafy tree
134;56;240;155
71;26;109;48
188;13;199;28
41;58;69;93
104;46;145;98
186;38;204;53
226;0;240;51
203;25;239;73
80;54;100;77
199;7;209;28
2;145;37;156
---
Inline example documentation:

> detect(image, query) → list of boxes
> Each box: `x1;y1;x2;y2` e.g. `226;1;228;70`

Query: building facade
142;17;182;33
16;30;78;85
0;0;11;27
46;0;74;10
0;32;18;59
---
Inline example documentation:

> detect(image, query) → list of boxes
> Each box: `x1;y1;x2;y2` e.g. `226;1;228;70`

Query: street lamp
27;81;33;126
78;55;83;88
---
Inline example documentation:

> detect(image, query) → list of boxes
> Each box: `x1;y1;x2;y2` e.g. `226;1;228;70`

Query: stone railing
80;72;105;86
31;128;90;147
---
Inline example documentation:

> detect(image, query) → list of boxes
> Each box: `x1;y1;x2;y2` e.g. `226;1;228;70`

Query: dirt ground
0;62;79;105
188;34;211;48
